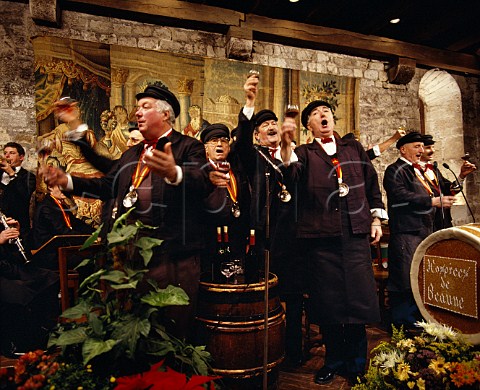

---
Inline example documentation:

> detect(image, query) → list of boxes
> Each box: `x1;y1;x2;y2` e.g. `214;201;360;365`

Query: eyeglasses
206;137;230;145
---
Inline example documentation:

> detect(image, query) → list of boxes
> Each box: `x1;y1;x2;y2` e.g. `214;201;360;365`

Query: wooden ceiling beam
246;15;480;76
64;0;480;75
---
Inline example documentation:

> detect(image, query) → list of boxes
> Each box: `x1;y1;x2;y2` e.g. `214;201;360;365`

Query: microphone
433;162;445;228
442;162;476;223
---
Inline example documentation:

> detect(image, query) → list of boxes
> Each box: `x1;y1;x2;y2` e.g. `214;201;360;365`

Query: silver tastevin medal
123;185;138;207
231;202;241;218
278;185;292;203
338;179;349;197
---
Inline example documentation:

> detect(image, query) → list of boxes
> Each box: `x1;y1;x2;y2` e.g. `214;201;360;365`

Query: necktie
143;139;158;148
412;163;423;172
269;147;277;159
321;137;333;144
426;163;434;171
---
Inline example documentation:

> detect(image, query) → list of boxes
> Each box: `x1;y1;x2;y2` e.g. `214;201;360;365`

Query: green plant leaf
56;327;88;346
100;270;128;283
80;224;103;249
79;269;107;290
135;237;163;266
74;257;93;270
60;300;92;319
108;224;139;245
111;207;135;229
88;311;105;337
110;280;139;290
147;340;176;356
82;338;117;364
140;285;189;307
112;315;151;359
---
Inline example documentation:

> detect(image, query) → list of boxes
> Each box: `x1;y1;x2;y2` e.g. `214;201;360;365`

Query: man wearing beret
42;85;209;339
383;131;457;333
419;134;476;231
282;100;387;385
200;123;250;273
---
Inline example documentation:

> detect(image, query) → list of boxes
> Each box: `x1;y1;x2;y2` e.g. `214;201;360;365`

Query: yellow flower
407;381;415;388
429;357;447;375
110;376;116;383
416;377;426;390
396;363;411;381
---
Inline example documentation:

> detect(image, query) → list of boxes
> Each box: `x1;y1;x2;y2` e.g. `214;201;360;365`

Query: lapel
306;139;334;167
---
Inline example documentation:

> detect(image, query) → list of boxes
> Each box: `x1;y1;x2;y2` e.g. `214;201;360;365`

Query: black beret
253;109;278;128
396;131;424;149
136;85;181;118
422;134;435;146
201;123;230;144
301;100;333;128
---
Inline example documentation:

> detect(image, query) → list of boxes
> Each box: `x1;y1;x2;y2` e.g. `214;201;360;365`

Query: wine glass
220;261;235;284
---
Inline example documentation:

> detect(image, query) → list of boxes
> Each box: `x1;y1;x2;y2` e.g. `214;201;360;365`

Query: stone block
226;37;252;61
364;69;379;80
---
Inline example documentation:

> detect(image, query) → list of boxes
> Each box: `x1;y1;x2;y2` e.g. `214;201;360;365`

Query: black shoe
314;366;337;384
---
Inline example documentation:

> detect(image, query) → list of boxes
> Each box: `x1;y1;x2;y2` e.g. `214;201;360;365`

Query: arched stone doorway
418;69;469;224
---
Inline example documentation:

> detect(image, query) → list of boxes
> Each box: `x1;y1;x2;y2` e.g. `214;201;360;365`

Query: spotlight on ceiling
289;0;300;2
390;18;401;24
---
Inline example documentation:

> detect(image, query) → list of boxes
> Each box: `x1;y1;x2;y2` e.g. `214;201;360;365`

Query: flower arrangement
0;210;218;389
0;351;217;390
353;321;480;389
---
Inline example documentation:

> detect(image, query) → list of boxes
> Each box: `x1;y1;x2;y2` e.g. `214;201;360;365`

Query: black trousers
322;323;367;374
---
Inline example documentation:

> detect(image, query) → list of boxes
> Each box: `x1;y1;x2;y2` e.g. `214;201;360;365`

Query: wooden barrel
411;223;480;344
195;273;285;388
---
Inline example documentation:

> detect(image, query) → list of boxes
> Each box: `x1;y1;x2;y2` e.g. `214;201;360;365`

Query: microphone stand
263;165;270;390
433;162;445;229
443;162;476;223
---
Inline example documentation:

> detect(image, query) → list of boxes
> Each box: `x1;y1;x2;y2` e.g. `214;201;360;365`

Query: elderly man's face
255;119;280;147
307;106;334;139
205;137;230;162
135;97;170;139
401;142;424;163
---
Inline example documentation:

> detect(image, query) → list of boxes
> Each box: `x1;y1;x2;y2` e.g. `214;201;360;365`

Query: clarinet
0;209;30;263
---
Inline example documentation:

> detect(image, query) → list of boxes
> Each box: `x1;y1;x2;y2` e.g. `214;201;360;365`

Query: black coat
0;167;36;238
286;137;384;324
70;129;209;257
232;110;285;240
384;159;435;292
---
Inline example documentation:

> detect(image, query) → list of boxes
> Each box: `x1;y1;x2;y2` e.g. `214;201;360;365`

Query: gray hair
154;99;175;126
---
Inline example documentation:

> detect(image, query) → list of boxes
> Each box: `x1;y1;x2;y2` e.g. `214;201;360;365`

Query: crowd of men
1;73;477;385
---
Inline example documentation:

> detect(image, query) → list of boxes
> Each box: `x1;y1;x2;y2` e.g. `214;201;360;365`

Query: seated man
31;185;94;269
0;219;59;355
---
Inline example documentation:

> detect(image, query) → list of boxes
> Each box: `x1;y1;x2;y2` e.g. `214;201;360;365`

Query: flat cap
136;85;181;118
301;100;333;128
253;109;278;128
201;123;230;144
396;131;424;149
422;134;435;146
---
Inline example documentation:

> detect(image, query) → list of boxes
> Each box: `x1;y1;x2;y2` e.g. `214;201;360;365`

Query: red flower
115;360;219;390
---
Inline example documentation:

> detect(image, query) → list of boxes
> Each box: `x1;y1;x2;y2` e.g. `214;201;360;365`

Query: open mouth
321;119;328;126
267;130;277;136
215;147;224;153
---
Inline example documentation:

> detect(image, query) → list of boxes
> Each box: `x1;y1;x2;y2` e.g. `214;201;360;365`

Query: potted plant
0;209;217;388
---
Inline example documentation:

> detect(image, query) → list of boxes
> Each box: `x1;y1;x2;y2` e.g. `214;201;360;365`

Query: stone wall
0;1;479;220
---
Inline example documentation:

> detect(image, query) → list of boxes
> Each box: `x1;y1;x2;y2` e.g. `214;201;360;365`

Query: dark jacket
70;129;209;257
383;158;434;234
288;137;384;237
0;167;36;238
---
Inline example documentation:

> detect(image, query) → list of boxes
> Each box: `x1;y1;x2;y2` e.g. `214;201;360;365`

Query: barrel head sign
423;255;478;319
